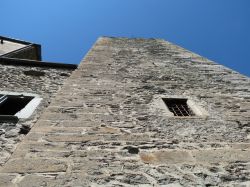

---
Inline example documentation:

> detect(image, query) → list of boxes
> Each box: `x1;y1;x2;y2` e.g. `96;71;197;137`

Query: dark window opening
162;98;194;117
0;95;34;116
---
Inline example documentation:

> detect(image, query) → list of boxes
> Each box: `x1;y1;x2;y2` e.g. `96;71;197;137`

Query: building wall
0;37;250;186
0;61;74;166
0;36;41;60
3;45;41;60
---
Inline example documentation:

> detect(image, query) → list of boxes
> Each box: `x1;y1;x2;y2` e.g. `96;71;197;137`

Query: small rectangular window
0;94;34;116
162;98;194;117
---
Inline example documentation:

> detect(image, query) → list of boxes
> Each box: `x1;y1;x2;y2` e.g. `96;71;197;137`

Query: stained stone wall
0;37;249;186
0;62;75;166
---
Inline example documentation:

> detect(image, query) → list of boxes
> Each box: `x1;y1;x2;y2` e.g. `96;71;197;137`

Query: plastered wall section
0;37;249;186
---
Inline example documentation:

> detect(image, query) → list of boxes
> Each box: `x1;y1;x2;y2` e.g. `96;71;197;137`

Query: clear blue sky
1;0;250;76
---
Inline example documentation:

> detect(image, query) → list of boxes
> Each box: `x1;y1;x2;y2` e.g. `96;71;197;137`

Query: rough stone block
1;158;67;173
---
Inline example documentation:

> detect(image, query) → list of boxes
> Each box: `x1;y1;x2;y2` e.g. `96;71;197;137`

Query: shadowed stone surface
0;37;249;186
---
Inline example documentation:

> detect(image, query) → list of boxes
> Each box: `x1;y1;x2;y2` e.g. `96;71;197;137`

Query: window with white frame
0;92;42;122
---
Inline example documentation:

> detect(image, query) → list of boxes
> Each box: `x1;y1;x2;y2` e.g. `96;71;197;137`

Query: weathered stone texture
0;37;249;186
0;62;74;166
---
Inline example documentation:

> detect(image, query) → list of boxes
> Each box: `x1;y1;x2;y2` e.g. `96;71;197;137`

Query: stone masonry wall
0;61;74;166
0;37;249;186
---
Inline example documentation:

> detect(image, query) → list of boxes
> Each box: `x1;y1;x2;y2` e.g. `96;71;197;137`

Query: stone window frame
152;95;209;119
0;91;42;121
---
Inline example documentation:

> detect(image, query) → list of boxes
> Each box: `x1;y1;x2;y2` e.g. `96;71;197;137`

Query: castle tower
0;37;249;186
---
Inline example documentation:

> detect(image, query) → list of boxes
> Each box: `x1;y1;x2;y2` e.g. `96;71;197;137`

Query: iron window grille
162;98;194;117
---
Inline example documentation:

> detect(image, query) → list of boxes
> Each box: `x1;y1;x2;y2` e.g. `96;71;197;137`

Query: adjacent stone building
0;36;249;186
0;36;77;166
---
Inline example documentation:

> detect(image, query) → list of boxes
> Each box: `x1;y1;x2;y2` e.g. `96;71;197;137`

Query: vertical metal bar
0;95;7;105
170;106;178;116
175;104;184;116
181;104;190;116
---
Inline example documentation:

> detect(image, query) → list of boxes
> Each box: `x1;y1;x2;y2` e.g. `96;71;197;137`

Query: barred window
162;98;194;117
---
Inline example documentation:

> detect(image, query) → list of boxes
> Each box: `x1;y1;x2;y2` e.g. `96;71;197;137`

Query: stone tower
0;36;250;186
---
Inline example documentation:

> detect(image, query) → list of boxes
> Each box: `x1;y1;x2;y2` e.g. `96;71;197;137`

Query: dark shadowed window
0;95;33;115
162;98;194;117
